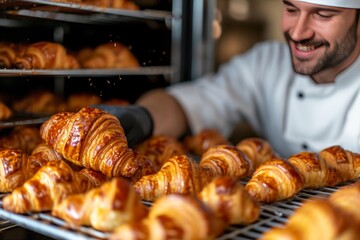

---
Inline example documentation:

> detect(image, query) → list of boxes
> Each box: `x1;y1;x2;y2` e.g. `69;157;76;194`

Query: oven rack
0;181;356;240
0;0;174;22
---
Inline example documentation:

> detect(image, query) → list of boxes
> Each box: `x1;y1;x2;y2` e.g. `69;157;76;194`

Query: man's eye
316;12;332;18
285;7;297;13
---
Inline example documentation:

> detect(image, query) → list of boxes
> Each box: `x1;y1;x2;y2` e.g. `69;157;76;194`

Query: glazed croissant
135;135;187;170
246;145;360;203
40;107;139;178
14;41;79;69
0;149;29;192
0;126;43;154
0;101;12;120
198;176;260;225
52;177;147;232
2;160;99;213
245;158;304;203
199;144;253;179
110;194;224;240
236;137;278;170
130;150;158;184
288;146;360;188
260;197;360;240
133;155;208;201
184;128;229;155
0;42;27;68
80;42;139;69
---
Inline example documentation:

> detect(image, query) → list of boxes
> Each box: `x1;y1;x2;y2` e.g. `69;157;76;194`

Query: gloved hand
92;105;153;147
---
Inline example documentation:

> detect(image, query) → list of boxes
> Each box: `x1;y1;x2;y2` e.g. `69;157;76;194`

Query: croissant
2;160;97;213
52;177;147;232
246;145;360;203
328;182;360;222
289;146;360;189
14;41;79;69
0;126;43;154
0;149;29;192
12;90;65;115
183;128;230;155
245;158;304;203
260;198;360;240
199;144;253;179
80;42;139;69
135;135;187;170
132;155;208;201
0;42;27;68
0;101;12;120
236;137;278;170
198;176;260;225
110;194;224;240
130;150;158;183
81;0;139;10
65;92;102;112
40;107;139;178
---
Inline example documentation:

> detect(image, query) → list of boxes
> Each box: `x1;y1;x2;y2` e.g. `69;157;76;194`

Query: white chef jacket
167;41;360;158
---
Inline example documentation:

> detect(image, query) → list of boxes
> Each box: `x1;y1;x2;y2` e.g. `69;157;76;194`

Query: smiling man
97;0;360;158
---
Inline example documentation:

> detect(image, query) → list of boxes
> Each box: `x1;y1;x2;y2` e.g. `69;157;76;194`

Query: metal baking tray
0;66;173;77
0;0;174;22
0;181;356;240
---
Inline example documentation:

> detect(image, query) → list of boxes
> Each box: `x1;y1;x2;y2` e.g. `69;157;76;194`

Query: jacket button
297;91;305;99
302;143;308;150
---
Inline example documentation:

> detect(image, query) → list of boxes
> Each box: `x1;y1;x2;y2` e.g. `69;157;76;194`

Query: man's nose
289;15;315;41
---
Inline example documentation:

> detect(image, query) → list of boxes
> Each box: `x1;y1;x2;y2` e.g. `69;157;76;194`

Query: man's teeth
296;44;316;51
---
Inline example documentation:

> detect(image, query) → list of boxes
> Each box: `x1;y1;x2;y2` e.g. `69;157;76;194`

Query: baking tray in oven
0;66;173;77
0;116;49;129
0;0;173;21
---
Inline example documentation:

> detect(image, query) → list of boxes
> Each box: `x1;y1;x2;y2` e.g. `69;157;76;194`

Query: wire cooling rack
0;181;355;240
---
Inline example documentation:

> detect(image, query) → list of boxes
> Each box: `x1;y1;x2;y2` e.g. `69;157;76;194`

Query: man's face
282;0;359;77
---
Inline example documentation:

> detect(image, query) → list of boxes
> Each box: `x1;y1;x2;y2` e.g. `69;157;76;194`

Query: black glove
92;105;153;147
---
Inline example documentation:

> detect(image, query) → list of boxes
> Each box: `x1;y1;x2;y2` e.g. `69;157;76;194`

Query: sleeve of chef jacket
167;41;285;138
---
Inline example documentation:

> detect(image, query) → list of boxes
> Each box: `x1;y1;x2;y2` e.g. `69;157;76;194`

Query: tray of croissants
1;106;360;240
0;40;159;76
0;0;141;14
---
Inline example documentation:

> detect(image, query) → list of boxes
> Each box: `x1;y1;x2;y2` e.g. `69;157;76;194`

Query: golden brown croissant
52;177;147;232
81;0;139;9
0;126;43;154
245;158;304;203
2;160;97;213
133;155;208;201
246;145;360;203
198;176;260;225
0;101;12;120
40;107;139;178
110;194;224;240
130;150;159;183
328;182;360;222
199;144;253;179
183;128;230;156
14;41;79;69
288;146;360;188
260;198;360;240
0;149;29;192
12;90;65;115
65;92;102;112
80;42;139;69
236;137;278;170
135;135;187;170
0;42;27;68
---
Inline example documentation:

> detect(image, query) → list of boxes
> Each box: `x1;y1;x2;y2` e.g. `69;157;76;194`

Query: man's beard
284;20;358;76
